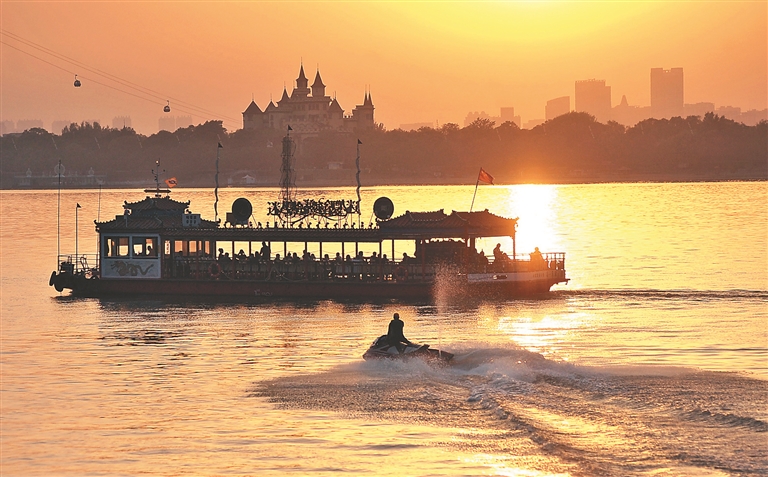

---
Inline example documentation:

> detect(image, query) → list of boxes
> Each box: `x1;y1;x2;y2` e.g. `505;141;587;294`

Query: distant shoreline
3;174;765;191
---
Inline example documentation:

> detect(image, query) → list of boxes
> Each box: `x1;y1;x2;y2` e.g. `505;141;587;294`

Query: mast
56;158;62;265
278;126;296;224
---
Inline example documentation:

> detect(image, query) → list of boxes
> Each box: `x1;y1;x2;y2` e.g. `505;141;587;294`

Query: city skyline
1;2;766;135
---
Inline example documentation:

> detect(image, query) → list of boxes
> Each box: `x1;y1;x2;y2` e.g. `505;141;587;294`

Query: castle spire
311;69;326;97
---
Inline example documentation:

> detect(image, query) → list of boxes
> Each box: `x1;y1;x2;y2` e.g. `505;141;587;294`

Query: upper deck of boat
95;196;519;242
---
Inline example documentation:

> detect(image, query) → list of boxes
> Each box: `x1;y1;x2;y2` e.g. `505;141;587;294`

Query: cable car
164;100;171;113
74;74;81;87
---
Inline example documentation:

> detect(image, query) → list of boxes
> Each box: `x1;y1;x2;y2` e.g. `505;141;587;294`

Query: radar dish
231;198;253;222
373;197;394;220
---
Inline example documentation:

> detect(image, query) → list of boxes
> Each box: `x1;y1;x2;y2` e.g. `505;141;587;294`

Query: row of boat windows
103;237;213;259
104;237;158;258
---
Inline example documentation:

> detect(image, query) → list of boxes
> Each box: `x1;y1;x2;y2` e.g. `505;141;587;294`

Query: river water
1;182;766;476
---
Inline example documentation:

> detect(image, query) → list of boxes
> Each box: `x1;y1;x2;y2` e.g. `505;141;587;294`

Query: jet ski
362;335;454;365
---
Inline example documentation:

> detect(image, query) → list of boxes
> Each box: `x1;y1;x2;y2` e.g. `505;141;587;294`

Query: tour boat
48;190;567;300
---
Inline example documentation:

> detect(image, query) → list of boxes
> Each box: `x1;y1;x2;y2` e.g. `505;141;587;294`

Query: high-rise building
16;119;44;132
499;107;521;127
575;80;611;123
464;108;520;128
683;102;714;118
176;116;193;129
158;116;176;132
112;116;132;129
650;67;684;119
0;120;14;135
545;96;570;121
52;120;72;134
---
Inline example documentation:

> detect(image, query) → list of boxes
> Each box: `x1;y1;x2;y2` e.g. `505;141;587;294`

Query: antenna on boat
356;139;362;227
145;159;170;198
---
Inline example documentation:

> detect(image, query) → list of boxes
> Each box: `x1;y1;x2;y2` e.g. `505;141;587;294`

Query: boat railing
164;256;442;282
163;251;565;281
58;254;100;278
484;252;566;273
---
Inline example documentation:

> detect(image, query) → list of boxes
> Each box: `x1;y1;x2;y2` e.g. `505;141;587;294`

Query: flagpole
469;177;480;213
215;143;221;224
57;159;61;266
75;204;80;267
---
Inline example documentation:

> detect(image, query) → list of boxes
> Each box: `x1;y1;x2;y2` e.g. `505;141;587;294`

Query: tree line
1;112;765;189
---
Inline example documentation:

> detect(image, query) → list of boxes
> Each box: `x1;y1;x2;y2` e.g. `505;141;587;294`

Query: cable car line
1;30;241;126
2;30;239;123
2;39;238;130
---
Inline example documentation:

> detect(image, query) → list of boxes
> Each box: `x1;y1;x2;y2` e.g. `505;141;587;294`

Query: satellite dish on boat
373;197;394;220
231;198;253;222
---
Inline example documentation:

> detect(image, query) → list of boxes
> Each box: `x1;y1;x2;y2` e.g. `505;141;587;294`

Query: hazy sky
2;1;766;134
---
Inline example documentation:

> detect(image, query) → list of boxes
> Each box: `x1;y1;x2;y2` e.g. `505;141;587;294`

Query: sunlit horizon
1;2;766;135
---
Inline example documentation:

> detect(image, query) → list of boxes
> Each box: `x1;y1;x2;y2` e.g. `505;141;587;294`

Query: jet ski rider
387;313;412;353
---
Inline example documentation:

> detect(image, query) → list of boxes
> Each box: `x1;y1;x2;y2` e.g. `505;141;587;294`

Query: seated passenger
493;243;509;263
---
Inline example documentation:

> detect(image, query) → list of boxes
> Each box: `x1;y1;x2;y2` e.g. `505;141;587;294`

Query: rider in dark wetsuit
387;313;412;353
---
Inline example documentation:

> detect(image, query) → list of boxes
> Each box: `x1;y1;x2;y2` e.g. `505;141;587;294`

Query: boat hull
52;271;566;300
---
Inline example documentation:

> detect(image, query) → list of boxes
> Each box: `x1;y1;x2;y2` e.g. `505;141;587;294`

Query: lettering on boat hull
104;259;160;279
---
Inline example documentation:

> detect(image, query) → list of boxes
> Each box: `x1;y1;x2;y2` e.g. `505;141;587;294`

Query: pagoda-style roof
96;214;218;232
96;196;216;232
378;209;516;239
124;196;190;214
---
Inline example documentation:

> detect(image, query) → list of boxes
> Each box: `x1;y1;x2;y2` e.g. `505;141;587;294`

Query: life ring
209;262;222;278
395;265;408;281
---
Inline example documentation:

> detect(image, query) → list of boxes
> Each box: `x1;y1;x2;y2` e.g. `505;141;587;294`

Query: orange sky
2;1;766;134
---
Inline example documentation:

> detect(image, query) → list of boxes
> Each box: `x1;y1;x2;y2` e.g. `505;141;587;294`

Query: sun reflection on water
497;313;590;359
462;453;572;477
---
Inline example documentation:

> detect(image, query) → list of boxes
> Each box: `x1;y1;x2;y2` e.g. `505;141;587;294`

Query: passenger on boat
260;242;271;261
530;247;546;269
387;313;411;353
493;243;509;263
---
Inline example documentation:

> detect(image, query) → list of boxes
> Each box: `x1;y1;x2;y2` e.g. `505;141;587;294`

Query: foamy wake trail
251;345;768;475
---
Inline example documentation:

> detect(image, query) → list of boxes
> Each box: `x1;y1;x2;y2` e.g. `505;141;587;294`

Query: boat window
132;237;158;258
105;237;130;257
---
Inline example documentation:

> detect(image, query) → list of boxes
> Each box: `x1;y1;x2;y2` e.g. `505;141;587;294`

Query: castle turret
292;64;310;98
311;70;326;98
278;87;291;106
243;100;263;130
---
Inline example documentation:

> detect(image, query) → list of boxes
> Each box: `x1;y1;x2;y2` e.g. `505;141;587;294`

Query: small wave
552;288;768;301
683;408;768;432
584;364;702;378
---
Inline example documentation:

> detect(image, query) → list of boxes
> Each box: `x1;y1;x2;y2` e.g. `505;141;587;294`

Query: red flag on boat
165;177;177;188
478;168;494;184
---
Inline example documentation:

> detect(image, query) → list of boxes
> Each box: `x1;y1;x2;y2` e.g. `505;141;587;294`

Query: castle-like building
242;64;375;133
